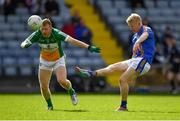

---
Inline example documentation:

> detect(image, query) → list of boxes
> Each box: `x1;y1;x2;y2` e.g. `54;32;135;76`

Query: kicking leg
75;61;128;77
96;61;128;76
38;68;53;110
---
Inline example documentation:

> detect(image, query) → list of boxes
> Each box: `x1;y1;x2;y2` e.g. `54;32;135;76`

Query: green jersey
25;28;68;61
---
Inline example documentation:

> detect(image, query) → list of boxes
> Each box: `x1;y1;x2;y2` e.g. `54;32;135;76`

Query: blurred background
0;0;179;94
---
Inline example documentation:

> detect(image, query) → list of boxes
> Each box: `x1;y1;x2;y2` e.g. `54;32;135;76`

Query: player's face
41;24;52;37
128;22;141;33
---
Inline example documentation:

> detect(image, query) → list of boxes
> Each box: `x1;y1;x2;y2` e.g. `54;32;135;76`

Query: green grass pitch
0;94;180;120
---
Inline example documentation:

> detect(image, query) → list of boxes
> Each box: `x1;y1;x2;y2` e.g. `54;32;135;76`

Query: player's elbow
143;32;149;38
66;36;74;43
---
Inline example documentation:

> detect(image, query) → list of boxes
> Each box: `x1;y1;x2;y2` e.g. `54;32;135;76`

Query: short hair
42;18;52;27
126;13;142;24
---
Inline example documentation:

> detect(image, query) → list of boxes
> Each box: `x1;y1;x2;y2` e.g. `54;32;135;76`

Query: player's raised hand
88;45;101;53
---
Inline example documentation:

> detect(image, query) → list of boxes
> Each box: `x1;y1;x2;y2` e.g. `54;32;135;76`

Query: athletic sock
68;87;75;95
88;70;96;77
46;98;53;107
121;101;127;108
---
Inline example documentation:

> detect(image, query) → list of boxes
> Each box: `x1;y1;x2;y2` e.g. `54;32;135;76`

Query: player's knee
57;76;64;82
119;77;127;85
106;65;114;73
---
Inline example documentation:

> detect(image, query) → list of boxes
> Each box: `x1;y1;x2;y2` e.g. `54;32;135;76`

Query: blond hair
42;18;52;27
126;13;142;25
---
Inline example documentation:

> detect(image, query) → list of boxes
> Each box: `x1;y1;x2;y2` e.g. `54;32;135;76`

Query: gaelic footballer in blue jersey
75;13;155;111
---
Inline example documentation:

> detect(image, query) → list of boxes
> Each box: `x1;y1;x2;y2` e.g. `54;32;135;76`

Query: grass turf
0;93;180;120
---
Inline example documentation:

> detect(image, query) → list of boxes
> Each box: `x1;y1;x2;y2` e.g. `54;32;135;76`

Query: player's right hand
20;41;31;48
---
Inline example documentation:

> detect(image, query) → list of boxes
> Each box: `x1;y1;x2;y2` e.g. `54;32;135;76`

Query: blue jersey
131;26;155;65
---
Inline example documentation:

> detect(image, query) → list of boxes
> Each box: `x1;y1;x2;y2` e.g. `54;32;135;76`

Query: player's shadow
129;110;180;114
53;109;89;112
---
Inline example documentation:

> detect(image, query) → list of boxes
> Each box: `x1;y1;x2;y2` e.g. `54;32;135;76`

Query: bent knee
106;65;116;73
119;77;126;84
107;64;126;72
119;77;132;85
108;65;115;70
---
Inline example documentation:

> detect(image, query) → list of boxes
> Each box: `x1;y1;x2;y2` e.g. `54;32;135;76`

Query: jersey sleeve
26;30;40;43
54;28;69;42
147;28;154;39
21;30;40;48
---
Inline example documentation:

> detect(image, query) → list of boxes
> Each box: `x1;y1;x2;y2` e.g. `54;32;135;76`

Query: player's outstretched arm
20;31;38;48
66;36;100;53
20;39;32;48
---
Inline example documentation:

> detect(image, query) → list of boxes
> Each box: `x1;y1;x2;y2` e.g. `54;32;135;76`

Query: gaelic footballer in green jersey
21;18;100;110
22;28;69;61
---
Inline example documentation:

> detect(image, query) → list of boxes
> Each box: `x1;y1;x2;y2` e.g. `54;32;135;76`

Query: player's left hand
88;45;101;53
133;42;141;55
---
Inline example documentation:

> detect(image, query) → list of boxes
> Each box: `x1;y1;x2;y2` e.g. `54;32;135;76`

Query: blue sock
121;101;127;108
88;70;96;77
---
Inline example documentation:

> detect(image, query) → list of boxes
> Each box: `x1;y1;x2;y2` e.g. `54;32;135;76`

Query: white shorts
39;56;66;71
122;57;151;76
